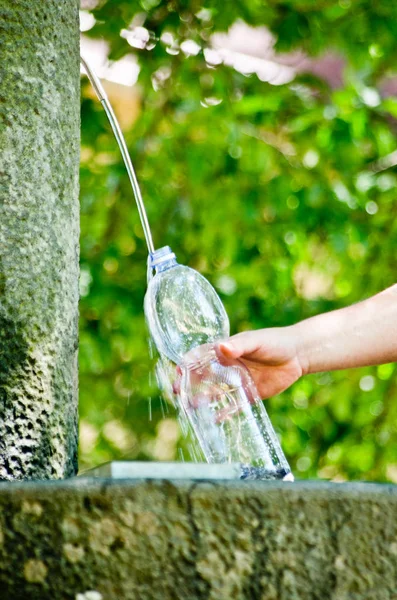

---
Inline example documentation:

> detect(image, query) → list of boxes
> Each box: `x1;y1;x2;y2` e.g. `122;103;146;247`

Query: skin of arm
216;284;397;400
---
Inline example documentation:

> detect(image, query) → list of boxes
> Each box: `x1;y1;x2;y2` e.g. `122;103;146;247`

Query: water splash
148;396;152;421
153;353;202;462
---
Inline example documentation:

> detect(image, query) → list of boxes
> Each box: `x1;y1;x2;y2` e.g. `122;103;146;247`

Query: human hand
215;325;305;399
173;344;256;423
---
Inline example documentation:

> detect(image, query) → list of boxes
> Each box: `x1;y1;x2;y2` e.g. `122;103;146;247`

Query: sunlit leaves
79;0;397;481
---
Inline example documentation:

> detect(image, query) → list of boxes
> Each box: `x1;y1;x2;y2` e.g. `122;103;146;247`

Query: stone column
0;0;80;479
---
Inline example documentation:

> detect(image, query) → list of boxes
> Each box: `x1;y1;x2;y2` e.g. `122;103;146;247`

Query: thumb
216;330;264;361
216;340;243;360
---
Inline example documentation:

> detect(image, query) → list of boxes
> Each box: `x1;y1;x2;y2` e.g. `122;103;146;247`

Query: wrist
292;321;311;376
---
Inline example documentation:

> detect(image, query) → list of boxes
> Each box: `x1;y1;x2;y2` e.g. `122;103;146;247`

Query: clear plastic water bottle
145;246;293;481
145;246;229;363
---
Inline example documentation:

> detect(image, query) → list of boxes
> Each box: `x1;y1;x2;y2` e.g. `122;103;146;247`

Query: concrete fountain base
0;476;396;599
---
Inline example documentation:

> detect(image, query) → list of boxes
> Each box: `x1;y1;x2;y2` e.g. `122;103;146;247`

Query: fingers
216;330;264;361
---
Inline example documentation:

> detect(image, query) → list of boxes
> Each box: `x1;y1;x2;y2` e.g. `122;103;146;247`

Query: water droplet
159;396;166;419
148;397;152;421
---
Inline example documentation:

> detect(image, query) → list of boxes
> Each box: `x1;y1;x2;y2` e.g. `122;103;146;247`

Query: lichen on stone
63;543;85;564
23;559;48;583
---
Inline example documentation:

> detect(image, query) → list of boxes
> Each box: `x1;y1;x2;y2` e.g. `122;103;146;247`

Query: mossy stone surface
0;479;396;599
0;0;80;479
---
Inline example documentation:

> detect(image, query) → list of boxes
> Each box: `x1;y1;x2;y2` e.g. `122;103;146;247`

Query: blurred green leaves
79;0;397;482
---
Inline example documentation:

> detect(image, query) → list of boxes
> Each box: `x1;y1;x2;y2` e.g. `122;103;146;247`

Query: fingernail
218;342;233;355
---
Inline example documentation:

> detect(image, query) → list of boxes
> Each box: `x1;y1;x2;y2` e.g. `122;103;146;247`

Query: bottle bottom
239;465;294;481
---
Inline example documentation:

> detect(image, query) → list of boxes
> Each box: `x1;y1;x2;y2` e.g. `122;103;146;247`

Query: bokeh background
79;0;397;481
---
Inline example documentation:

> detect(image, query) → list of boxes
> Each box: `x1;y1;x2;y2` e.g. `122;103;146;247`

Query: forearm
295;284;397;374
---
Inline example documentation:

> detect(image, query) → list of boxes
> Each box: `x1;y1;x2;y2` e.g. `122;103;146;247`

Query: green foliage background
79;0;397;481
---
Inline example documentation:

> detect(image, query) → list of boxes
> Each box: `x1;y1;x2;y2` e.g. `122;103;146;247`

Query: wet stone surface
0;478;397;599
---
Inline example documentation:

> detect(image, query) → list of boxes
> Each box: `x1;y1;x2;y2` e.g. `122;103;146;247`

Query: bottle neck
149;246;178;274
156;257;177;273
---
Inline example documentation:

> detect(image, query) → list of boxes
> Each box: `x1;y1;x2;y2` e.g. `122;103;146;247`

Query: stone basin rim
0;478;395;499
